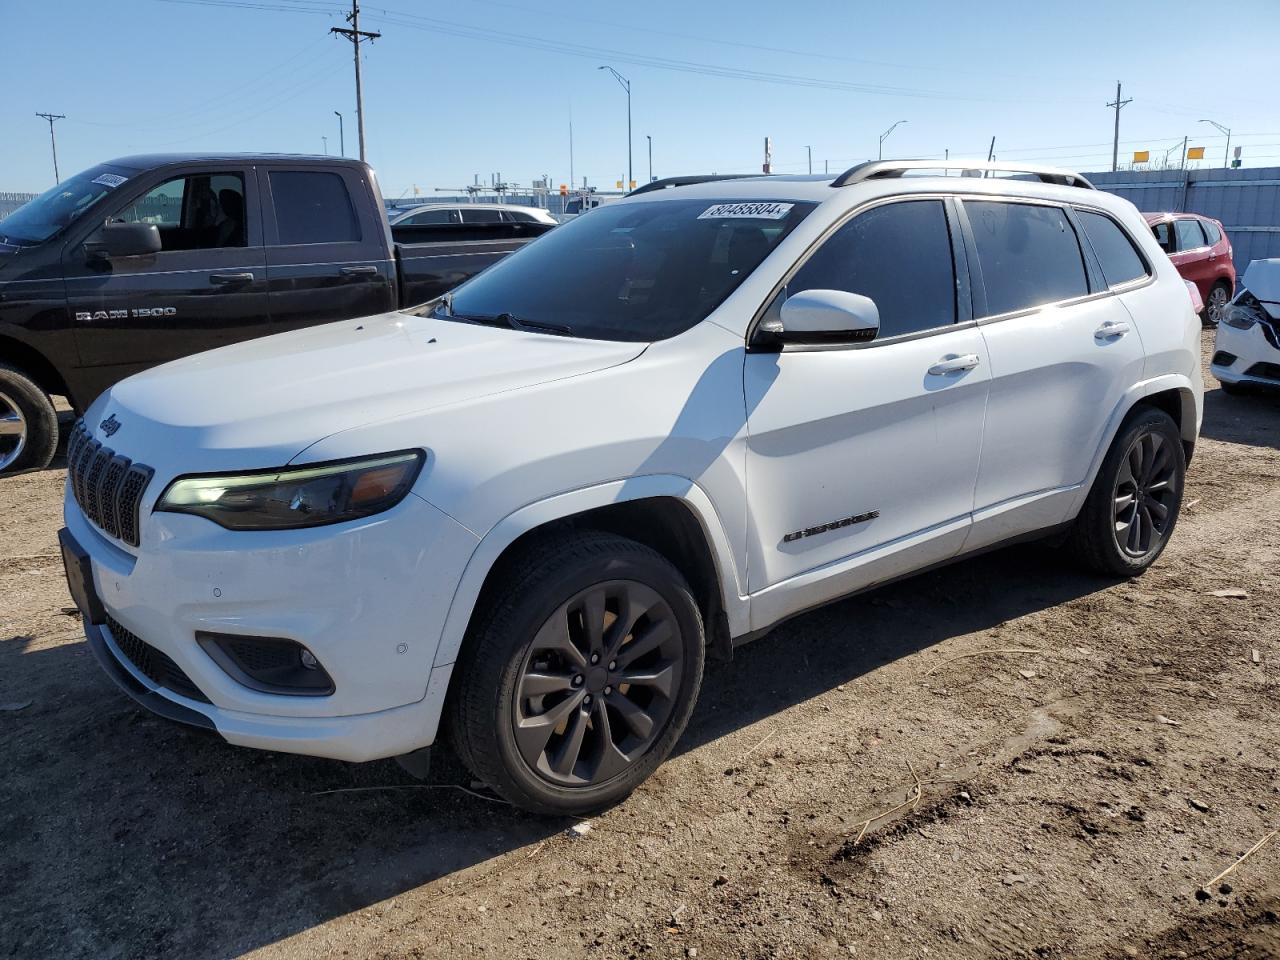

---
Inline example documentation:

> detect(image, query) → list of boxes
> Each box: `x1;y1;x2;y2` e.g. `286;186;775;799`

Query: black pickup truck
0;153;555;473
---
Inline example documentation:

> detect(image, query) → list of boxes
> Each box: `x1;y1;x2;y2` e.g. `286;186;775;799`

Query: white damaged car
1212;259;1280;395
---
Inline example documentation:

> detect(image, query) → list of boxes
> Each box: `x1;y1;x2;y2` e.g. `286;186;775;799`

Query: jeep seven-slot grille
66;420;154;547
106;615;211;704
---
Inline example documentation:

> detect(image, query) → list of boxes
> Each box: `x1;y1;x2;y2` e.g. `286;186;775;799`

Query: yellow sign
559;184;568;196
629;180;637;190
615;180;624;189
1187;147;1205;160
1133;150;1150;163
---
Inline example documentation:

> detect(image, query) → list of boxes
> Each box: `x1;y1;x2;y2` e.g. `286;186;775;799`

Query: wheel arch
0;332;71;404
431;477;747;672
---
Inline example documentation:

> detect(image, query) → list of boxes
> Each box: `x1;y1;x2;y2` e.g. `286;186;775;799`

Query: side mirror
776;289;880;344
86;222;162;260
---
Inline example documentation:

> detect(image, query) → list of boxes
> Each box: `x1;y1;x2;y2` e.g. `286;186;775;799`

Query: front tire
0;363;58;475
1068;406;1185;577
449;531;705;816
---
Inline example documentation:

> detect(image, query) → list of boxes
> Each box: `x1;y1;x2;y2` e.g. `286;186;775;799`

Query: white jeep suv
60;161;1203;815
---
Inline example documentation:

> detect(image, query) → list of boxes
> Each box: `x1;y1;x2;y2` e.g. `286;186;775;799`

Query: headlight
156;451;424;530
1222;304;1261;330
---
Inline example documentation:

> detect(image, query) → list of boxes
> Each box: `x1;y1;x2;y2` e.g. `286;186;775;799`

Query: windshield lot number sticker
91;174;129;189
698;202;794;220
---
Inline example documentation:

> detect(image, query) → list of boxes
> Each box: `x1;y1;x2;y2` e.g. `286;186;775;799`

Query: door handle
927;353;981;376
210;272;254;285
340;265;379;277
1095;320;1131;339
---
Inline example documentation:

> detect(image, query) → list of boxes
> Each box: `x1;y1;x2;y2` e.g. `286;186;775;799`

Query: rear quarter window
1076;210;1149;287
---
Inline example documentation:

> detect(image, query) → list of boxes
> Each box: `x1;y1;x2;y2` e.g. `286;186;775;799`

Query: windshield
0;163;138;246
442;197;815;341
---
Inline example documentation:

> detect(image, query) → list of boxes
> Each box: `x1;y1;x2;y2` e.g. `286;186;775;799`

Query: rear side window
1201;220;1222;245
1175;218;1206;251
269;171;360;245
965;201;1088;316
786;199;956;338
461;208;503;223
504;210;539;223
403;208;460;225
1077;210;1149;287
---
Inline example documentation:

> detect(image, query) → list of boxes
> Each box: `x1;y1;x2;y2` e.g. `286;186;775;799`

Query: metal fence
1085;166;1280;275
0;192;38;220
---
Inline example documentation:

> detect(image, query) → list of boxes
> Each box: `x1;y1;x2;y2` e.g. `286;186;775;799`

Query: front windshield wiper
453;310;575;336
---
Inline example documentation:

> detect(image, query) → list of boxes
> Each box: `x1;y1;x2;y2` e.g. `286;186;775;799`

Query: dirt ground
2;331;1277;960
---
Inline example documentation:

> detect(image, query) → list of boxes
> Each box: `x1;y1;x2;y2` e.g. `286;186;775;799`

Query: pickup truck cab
60;161;1202;816
0;154;553;473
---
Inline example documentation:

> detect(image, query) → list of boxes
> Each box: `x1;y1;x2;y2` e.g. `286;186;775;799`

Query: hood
1243;259;1280;319
92;312;647;473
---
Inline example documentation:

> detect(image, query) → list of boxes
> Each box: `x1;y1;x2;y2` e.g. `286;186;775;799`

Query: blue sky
6;0;1280;195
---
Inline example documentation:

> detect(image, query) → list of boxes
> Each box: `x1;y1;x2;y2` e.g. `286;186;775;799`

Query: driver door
743;198;990;627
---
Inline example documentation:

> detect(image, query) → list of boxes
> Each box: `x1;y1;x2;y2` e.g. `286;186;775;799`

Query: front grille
1244;361;1280;382
66;420;154;547
106;615;210;704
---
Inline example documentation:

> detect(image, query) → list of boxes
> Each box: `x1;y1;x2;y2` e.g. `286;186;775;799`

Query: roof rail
628;174;762;196
831;160;1095;190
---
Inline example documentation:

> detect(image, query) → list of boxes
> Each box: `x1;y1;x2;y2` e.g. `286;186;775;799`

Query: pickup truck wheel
449;531;705;816
0;364;58;475
1203;281;1230;328
1067;407;1184;577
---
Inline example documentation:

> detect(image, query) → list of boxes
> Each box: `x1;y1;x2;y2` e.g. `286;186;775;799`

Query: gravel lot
2;331;1277;960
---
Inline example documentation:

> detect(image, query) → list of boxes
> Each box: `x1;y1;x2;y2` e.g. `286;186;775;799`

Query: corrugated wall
1085;166;1280;275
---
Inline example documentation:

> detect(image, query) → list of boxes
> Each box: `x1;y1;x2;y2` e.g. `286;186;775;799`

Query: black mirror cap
752;320;879;350
86;221;162;259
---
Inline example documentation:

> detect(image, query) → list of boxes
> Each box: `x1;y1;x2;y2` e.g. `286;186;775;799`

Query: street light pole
878;120;907;160
646;134;653;182
334;111;345;157
805;145;812;174
598;65;632;189
1200;119;1232;169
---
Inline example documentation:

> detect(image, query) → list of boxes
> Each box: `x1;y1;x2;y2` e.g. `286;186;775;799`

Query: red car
1143;212;1235;326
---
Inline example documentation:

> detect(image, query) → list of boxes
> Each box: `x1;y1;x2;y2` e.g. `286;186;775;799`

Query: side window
503;210;538;223
461;208;503;223
785;199;956;338
1152;221;1173;253
966;201;1088;316
1077;210;1149;287
1175;218;1206;251
113;173;247;251
1201;220;1222;245
269;171;360;245
405;209;459;225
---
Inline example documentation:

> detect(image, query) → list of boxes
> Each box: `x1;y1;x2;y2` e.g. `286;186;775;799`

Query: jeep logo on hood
99;413;122;437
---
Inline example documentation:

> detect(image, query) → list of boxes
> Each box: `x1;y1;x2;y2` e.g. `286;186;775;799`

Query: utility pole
569;118;575;195
598;66;632;189
763;137;772;174
1200;119;1232;169
987;137;996;161
334;111;345;156
646;134;653;182
322;135;328;155
804;145;812;175
35;113;65;183
331;1;380;162
1180;134;1188;171
1106;81;1132;172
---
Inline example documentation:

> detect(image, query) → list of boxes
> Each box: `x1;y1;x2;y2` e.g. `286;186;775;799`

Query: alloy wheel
1113;429;1179;557
513;580;684;787
1207;286;1229;326
0;392;27;472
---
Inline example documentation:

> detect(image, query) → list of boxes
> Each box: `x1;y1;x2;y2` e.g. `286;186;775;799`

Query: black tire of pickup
1067;406;1185;577
0;363;58;475
448;530;705;816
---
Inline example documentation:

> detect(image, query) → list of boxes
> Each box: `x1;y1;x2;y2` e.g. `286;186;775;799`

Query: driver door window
114;174;247;251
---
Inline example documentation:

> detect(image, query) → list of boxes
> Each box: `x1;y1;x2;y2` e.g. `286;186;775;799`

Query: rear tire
1067;406;1185;577
0;363;58;475
448;530;705;816
1202;280;1231;328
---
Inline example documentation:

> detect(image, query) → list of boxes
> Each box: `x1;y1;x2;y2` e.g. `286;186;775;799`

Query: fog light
196;632;335;696
300;648;319;670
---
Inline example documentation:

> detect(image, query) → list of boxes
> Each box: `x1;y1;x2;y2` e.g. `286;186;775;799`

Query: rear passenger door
743;198;990;618
962;199;1147;551
261;165;396;333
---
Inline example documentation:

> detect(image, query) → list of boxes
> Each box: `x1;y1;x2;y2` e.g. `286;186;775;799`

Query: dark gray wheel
1203;281;1230;328
449;531;704;816
1068;406;1185;576
0;364;58;475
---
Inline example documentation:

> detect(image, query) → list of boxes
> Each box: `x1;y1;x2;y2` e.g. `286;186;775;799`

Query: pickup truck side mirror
775;289;881;344
86;222;163;260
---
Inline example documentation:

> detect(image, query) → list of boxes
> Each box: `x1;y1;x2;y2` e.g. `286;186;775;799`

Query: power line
35;113;65;182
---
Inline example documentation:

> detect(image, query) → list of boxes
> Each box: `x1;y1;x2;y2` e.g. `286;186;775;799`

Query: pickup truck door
260;164;396;332
63;164;268;388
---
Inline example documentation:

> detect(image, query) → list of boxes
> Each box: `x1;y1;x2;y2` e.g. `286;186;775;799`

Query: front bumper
64;487;479;762
1212;321;1280;388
